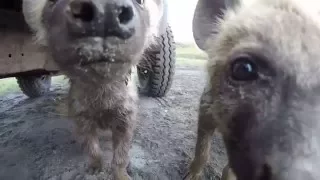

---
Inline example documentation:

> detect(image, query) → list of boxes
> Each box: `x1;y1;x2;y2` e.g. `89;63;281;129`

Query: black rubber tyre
137;25;176;97
16;75;52;98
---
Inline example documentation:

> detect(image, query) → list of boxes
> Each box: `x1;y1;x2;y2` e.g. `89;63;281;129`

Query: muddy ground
0;64;228;180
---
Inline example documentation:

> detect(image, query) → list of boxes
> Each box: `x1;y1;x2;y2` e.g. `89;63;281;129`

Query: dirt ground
0;64;228;180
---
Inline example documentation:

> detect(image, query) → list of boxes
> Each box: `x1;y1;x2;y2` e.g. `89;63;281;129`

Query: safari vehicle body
0;0;176;98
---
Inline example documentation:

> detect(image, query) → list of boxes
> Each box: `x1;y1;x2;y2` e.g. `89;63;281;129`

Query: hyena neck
69;76;130;102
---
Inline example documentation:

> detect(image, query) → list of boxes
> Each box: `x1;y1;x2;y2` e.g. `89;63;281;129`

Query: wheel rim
137;67;150;91
40;75;47;80
38;75;51;90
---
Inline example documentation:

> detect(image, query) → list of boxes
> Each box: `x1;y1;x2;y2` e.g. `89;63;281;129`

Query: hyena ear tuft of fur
192;0;240;50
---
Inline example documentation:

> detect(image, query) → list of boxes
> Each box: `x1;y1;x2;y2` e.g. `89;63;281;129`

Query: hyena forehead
206;0;320;88
22;0;165;45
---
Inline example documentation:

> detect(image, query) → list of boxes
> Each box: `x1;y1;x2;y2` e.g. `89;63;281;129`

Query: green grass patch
175;43;207;60
0;78;20;96
52;75;68;85
176;57;206;67
0;76;68;96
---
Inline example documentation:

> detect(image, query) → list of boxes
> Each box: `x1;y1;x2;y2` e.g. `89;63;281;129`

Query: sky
166;0;198;44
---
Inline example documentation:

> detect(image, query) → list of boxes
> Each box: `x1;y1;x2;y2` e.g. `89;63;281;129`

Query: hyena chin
185;0;320;180
23;0;165;179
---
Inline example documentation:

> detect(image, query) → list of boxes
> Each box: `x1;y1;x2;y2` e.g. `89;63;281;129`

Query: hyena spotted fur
185;0;320;180
22;0;166;179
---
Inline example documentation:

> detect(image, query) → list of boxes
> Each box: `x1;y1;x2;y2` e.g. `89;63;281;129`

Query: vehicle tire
16;75;52;98
137;25;176;97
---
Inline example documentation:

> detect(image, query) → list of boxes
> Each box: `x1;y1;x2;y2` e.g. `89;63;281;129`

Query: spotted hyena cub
22;0;165;179
185;0;320;180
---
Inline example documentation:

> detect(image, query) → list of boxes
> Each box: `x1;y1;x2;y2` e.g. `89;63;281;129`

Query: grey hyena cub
22;0;165;179
185;0;320;180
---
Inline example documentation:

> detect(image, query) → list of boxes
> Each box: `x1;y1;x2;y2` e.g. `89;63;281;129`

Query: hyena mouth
79;58;123;66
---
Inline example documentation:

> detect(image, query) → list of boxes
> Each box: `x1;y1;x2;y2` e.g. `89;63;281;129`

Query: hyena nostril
118;6;134;24
258;164;272;180
69;0;95;22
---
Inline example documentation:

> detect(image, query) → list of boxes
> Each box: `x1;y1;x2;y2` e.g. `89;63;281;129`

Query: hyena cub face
23;0;164;80
187;0;320;180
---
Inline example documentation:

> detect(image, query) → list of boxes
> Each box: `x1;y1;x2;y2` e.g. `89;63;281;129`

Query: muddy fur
22;0;164;179
185;0;320;180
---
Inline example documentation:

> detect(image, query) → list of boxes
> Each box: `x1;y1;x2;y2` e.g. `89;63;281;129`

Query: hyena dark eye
135;0;145;5
230;54;259;81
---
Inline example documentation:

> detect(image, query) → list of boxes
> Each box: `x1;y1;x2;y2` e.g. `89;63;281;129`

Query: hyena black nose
69;0;95;22
257;164;272;180
66;0;135;39
103;3;135;39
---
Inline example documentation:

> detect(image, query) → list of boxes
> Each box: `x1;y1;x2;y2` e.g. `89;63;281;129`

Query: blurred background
167;0;198;44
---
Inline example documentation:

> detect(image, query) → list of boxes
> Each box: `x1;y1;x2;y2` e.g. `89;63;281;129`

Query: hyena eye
135;0;145;5
230;54;259;81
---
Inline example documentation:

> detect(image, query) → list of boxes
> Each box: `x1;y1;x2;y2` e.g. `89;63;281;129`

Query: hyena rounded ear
192;0;240;50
